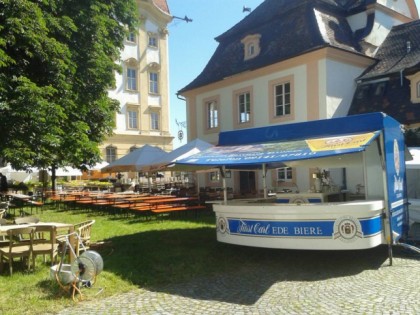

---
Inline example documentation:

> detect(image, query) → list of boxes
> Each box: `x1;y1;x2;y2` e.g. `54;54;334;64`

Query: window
238;92;251;123
274;82;291;116
148;33;158;47
374;82;386;96
277;167;293;181
151;112;159;130
127;32;135;43
126;68;137;90
209;171;220;182
149;72;159;94
407;73;420;103
241;34;261;60
417;81;420;98
207;101;218;129
106;146;117;163
127;108;138;129
248;43;255;56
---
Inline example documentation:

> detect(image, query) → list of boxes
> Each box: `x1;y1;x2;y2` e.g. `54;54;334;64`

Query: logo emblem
333;216;363;242
217;217;228;234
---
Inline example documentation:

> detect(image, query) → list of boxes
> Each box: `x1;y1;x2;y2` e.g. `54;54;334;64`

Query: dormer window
241;34;261;61
417;81;420;98
407;72;420;104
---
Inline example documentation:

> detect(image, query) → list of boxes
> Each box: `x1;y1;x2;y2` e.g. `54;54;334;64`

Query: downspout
400;69;405;87
176;92;186;101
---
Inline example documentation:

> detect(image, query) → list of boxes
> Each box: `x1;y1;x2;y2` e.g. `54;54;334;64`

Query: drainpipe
176;92;186;101
400;69;405;87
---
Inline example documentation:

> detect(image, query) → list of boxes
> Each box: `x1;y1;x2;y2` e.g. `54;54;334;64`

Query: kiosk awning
177;131;381;168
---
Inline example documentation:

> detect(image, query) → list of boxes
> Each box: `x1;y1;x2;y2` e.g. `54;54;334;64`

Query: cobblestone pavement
58;246;420;315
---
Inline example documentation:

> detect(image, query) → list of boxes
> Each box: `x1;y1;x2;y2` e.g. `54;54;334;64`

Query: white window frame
126;32;136;43
151;112;159;130
209;171;220;182
277;167;293;182
149;72;159;94
106;146;117;163
274;82;291;117
127;107;139;130
207;101;218;129
238;92;251;123
126;67;137;91
148;33;158;48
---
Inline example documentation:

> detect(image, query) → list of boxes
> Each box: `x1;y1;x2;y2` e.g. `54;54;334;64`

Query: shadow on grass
96;226;407;306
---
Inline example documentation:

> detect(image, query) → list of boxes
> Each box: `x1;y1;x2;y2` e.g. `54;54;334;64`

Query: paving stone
58;248;420;315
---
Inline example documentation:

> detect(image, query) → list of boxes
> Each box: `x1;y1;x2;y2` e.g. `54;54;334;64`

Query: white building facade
101;0;173;173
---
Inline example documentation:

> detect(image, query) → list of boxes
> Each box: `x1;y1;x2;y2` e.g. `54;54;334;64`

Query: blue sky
167;0;420;148
167;0;264;147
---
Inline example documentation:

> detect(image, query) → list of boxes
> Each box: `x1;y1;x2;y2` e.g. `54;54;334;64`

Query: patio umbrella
142;138;213;172
0;164;39;183
54;167;83;177
101;144;168;173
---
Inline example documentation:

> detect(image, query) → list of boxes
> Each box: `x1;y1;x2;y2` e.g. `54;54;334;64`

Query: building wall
100;1;173;164
183;48;374;193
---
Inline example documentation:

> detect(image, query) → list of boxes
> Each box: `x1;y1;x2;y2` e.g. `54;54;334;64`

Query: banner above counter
177;131;380;168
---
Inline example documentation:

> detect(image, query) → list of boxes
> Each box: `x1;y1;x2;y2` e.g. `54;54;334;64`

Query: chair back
5;227;35;252
74;220;95;253
32;225;58;265
0;227;35;274
75;220;95;242
0;218;9;244
0;208;6;219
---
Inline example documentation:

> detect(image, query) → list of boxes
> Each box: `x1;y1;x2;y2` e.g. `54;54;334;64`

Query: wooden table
0;222;75;261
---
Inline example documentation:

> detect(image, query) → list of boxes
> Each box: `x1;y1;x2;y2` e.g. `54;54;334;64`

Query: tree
0;0;138;188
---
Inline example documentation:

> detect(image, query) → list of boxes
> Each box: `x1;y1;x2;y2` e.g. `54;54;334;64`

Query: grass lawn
0;204;227;315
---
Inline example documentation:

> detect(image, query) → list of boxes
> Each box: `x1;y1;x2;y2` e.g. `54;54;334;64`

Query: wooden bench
151;205;206;214
27;200;44;214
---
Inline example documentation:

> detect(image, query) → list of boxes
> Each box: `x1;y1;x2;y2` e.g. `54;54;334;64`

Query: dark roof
179;0;373;94
359;20;420;80
348;20;420;125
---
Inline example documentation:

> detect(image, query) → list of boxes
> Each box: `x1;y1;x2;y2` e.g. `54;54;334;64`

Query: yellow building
100;0;173;171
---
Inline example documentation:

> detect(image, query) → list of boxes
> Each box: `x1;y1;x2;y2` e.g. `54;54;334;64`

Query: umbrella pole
221;166;227;205
147;172;152;193
263;163;268;199
196;172;200;196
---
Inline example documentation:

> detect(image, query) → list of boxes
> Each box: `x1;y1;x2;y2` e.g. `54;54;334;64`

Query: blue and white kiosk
178;113;412;263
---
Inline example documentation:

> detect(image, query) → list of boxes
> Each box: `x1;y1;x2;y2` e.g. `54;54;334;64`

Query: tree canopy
0;0;138;172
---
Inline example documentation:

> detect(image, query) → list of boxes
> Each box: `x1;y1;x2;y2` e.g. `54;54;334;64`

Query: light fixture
172;15;193;23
